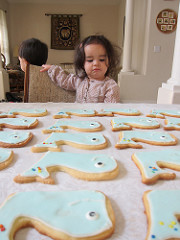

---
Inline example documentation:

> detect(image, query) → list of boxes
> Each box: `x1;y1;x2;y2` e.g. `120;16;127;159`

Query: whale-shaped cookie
0;112;14;118
14;152;119;184
115;130;177;149
132;149;180;184
143;190;180;240
0;190;115;240
111;117;160;131
0;149;13;170
53;108;141;118
31;132;107;152
43;120;102;133
4;108;48;117
96;108;141;116
0;131;33;148
164;118;180;130
54;109;96;118
147;109;180;118
0;118;38;130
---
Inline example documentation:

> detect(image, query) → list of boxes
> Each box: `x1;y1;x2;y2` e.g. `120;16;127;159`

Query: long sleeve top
48;65;120;103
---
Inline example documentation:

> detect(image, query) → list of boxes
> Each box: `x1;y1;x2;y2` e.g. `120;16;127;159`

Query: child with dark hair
41;35;121;103
18;38;48;72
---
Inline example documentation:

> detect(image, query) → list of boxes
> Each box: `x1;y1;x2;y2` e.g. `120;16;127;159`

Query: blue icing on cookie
0;131;31;145
116;130;177;148
54;109;96;118
0;118;37;129
133;149;180;183
111;117;160;130
0;191;114;239
18;152;118;182
144;190;180;240
164;118;180;130
0;149;13;166
148;109;180;118
43;120;102;133
99;108;141;115
32;132;107;152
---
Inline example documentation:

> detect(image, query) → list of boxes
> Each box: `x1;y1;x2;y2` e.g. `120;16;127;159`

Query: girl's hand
40;64;52;72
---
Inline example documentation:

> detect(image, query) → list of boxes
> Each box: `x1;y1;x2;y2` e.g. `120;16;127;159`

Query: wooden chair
24;64;76;103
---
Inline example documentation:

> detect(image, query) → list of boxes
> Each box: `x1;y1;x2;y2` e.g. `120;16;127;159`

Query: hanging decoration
45;13;82;50
156;9;177;34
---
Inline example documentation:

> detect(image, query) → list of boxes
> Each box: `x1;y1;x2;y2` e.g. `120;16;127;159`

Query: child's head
74;35;121;79
18;38;48;71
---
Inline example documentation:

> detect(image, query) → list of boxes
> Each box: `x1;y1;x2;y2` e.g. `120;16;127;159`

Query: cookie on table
115;130;177;149
111;117;160;131
0;149;13;170
31;132;108;152
0;131;33;148
14;152;119;184
147;109;180;118
164;118;180;130
8;108;48;117
43;120;102;133
132;149;180;184
0;118;38;130
0;112;14;118
96;108;141;116
143;190;180;240
0;190;115;240
54;109;96;118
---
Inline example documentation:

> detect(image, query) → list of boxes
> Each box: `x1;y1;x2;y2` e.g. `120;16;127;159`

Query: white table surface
0;102;180;240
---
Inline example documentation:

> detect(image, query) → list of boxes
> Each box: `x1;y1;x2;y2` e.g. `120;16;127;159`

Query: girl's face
84;43;109;81
18;57;28;72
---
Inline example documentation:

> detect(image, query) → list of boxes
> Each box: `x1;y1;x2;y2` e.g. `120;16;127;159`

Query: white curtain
0;9;10;65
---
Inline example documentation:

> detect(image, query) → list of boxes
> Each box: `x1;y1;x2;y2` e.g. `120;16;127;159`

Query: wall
7;1;121;65
119;0;179;103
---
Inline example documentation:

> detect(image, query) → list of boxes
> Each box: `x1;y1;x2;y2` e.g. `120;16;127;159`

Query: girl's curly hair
74;35;121;79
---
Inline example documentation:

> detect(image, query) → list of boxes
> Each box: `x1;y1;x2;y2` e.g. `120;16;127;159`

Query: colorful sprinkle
159;221;164;225
168;224;174;229
151;235;156;239
0;224;5;232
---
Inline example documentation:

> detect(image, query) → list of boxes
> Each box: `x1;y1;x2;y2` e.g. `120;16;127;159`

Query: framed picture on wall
50;14;82;50
156;9;177;34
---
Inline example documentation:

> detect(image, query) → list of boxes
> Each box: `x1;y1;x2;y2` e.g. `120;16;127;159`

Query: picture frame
50;14;82;50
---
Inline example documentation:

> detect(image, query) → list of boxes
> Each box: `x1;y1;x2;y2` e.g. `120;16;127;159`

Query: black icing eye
14;135;18;138
160;135;166;139
90;123;95;126
86;211;99;220
95;162;104;168
91;138;98;142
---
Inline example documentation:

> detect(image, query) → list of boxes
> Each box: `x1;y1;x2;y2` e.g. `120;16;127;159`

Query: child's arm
41;65;81;91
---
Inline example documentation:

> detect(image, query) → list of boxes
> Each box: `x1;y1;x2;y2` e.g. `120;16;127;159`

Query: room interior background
0;0;179;103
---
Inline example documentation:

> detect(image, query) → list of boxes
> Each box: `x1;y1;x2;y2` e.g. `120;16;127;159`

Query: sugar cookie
147;109;180;118
143;190;180;240
31;132;107;152
7;108;47;117
0;149;13;170
14;152;119;184
54;109;96;118
132;149;180;184
96;108;141;116
0;190;115;240
115;130;177;149
111;117;160;131
0;118;38;130
43;120;102;133
0;112;14;118
164;118;180;130
0;131;33;148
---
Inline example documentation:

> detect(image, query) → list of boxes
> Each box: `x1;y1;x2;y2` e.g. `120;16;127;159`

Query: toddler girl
41;35;121;103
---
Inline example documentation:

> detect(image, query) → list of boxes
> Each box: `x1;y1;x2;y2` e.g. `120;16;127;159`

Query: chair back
24;64;76;102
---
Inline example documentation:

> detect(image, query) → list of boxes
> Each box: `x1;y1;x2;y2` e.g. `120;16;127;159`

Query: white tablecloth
0;102;180;240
